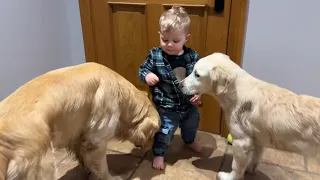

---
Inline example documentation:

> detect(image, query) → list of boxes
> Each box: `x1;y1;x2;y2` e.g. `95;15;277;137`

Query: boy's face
159;30;190;55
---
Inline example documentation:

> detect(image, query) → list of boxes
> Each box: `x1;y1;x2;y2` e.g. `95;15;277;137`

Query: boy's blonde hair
159;6;190;33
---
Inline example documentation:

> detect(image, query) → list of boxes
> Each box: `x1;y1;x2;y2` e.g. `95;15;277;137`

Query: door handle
214;0;224;14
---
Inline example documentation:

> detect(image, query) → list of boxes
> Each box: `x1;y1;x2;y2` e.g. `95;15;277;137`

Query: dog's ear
131;115;160;149
210;66;235;95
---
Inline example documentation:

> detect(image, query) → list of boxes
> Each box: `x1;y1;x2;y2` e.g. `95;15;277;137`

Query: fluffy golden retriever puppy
0;62;160;180
180;53;320;180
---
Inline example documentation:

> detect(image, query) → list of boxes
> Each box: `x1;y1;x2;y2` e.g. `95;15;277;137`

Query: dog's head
180;53;238;96
126;91;161;150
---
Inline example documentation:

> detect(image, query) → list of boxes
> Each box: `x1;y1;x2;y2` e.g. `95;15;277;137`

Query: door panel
79;0;232;135
109;3;148;89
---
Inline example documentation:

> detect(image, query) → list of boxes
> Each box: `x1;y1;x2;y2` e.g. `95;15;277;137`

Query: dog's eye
194;71;200;78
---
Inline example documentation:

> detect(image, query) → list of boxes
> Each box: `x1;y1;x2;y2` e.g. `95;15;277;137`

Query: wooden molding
78;0;97;63
221;0;249;137
227;0;248;66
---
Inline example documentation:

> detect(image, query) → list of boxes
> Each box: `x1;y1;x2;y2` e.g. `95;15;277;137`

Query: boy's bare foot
187;141;203;153
152;156;165;170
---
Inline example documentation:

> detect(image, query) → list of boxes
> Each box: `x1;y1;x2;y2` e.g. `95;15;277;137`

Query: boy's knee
183;117;199;130
185;108;200;127
191;108;200;120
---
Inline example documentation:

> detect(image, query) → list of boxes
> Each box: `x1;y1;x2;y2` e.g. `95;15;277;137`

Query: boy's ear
186;34;190;42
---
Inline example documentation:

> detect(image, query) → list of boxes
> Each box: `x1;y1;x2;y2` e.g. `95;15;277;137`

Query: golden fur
180;53;320;180
0;62;160;180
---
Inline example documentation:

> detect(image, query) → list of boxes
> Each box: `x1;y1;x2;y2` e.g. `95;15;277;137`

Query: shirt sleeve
138;51;155;83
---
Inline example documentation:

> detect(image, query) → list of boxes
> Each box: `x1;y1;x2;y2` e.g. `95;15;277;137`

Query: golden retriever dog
0;62;160;180
180;52;320;180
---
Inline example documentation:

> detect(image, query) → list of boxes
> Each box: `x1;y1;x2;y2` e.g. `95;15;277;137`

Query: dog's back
0;62;124;179
231;68;320;157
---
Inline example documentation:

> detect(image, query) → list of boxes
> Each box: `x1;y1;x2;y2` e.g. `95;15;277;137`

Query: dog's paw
246;163;258;174
111;176;123;180
217;172;234;180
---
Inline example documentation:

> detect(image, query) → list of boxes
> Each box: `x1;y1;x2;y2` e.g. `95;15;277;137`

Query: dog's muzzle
178;82;185;89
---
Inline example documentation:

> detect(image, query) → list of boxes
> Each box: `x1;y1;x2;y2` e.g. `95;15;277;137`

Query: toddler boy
138;6;202;170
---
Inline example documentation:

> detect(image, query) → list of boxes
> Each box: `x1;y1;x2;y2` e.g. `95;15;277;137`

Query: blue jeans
152;105;200;156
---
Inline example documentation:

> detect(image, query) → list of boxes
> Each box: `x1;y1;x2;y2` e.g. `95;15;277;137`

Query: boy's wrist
140;70;150;83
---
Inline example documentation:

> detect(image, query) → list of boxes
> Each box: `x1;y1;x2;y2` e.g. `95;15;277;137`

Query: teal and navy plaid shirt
138;46;199;111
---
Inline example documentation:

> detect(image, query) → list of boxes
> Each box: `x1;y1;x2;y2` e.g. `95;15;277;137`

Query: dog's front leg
246;144;263;174
217;137;254;180
81;141;121;180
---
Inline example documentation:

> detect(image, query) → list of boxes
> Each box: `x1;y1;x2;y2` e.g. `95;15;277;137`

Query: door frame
78;0;249;137
221;0;248;137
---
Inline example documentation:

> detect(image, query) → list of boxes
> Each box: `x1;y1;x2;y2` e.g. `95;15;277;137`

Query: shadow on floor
59;153;142;180
130;133;218;180
166;134;216;164
58;165;88;180
217;153;272;180
60;133;222;180
58;154;272;180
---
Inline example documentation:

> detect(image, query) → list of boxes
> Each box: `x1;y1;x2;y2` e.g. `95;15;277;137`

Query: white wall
0;0;85;100
2;0;319;100
242;0;320;97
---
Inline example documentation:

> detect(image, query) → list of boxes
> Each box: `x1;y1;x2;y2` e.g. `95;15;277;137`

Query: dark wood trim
227;0;248;66
221;0;249;137
78;0;97;62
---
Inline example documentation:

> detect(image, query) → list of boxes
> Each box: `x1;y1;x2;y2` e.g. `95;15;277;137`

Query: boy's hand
145;73;159;86
190;95;202;106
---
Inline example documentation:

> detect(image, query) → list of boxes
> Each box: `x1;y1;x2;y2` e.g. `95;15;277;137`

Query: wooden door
79;0;247;136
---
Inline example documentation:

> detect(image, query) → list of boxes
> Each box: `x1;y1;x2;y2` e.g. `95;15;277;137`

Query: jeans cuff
183;139;195;145
153;149;165;156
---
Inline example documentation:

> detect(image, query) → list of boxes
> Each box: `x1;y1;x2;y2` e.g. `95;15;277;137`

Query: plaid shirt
138;46;199;111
